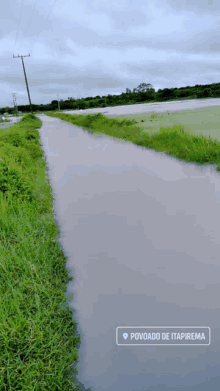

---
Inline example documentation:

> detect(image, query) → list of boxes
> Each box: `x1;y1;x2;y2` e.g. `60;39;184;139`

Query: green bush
20;113;37;122
78;101;87;109
88;100;96;108
213;89;220;97
203;88;213;98
0;159;35;202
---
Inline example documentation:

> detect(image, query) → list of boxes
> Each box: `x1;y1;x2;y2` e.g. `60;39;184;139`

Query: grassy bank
45;111;220;172
3;109;219;388
0;118;10;123
0;114;82;390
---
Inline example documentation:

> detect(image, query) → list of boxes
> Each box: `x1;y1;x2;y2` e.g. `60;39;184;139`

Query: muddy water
37;113;220;391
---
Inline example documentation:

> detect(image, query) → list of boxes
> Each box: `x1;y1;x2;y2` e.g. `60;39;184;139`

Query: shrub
88;101;96;108
0;159;35;202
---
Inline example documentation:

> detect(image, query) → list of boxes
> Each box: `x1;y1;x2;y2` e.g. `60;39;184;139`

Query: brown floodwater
37;111;220;391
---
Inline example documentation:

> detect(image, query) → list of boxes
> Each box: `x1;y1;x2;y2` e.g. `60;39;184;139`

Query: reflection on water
39;114;220;391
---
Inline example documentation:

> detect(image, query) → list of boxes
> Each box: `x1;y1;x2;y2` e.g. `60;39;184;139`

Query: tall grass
2;110;219;388
0;113;83;390
45;111;220;171
0;118;10;123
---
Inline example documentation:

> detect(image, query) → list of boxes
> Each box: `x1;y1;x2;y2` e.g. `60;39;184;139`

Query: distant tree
196;90;204;98
213;89;220;97
69;102;78;109
50;100;59;110
32;104;38;111
60;101;70;109
89;101;96;108
92;99;99;107
22;105;31;112
106;95;114;104
162;88;176;98
141;88;155;101
203;88;213;98
78;101;86;109
175;89;188;98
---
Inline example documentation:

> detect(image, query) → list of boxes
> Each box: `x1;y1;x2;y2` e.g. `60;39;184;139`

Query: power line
18;0;39;55
29;0;59;55
13;0;60;57
13;0;25;55
13;54;33;114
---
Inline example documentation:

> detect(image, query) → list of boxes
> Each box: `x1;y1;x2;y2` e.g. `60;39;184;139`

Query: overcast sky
1;0;220;107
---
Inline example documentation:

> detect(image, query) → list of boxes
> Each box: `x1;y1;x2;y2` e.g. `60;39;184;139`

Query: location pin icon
123;333;128;340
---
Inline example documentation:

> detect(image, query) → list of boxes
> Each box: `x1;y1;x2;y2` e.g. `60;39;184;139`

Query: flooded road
64;97;220;116
37;112;220;391
0;116;20;129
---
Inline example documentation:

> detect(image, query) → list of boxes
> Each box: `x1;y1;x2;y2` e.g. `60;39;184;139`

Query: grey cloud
1;0;220;106
110;10;148;31
159;0;220;14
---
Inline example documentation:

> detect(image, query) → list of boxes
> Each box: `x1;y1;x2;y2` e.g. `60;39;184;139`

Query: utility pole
13;54;33;113
12;93;19;117
15;95;19;117
56;94;60;111
9;101;14;116
12;95;16;116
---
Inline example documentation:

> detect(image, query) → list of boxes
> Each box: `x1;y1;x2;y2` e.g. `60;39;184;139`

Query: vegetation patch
1;81;220;114
0;114;83;390
45;111;220;171
0;118;10;123
2;109;219;388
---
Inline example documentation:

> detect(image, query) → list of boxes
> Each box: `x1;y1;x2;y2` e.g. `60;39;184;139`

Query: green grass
2;107;220;389
44;111;220;172
0;118;10;123
0;113;83;390
106;106;220;141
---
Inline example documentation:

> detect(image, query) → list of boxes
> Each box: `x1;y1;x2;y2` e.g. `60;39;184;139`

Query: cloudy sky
1;0;220;108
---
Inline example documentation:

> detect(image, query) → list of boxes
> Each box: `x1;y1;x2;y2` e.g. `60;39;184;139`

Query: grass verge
0;118;10;123
1;107;218;388
44;111;220;172
0;113;82;390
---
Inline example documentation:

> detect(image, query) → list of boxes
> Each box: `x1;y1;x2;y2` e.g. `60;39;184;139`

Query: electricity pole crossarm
13;54;33;113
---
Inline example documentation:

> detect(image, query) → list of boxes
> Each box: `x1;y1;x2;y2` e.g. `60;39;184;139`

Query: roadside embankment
45;111;220;172
0;114;81;390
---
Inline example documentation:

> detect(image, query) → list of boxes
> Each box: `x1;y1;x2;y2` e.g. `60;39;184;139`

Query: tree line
1;82;220;115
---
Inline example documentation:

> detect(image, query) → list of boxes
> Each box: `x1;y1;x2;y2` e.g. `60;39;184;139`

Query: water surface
38;114;220;391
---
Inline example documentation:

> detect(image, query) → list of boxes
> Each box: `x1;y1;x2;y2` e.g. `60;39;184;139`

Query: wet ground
0;116;20;129
107;106;220;142
64;97;220;116
64;97;220;141
36;107;220;391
